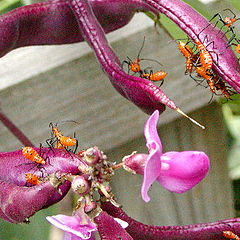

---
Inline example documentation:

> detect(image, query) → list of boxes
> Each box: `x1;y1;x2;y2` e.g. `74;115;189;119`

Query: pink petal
157;151;210;193
141;141;162;202
144;110;162;152
46;214;96;239
142;110;163;202
64;232;95;240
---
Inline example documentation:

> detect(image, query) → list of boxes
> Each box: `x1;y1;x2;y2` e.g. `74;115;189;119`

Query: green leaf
230;0;240;11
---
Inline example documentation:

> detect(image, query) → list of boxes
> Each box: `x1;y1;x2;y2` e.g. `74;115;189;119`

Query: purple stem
0;111;34;147
101;202;240;240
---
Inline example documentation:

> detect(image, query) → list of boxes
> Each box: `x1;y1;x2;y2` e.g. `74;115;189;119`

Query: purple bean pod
101;202;240;240
0;148;82;223
94;210;133;240
0;0;139;57
70;0;179;114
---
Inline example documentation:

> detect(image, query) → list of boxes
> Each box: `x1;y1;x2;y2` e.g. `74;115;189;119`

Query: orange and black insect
22;146;46;165
47;122;78;151
140;69;167;85
228;38;240;56
194;39;213;71
195;67;216;93
17;146;47;175
209;9;240;43
25;173;42;185
176;40;199;74
122;37;162;75
195;66;235;100
215;79;236;100
223;230;240;240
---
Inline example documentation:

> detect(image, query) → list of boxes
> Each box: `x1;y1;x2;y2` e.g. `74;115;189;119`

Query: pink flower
124;110;210;202
46;207;97;240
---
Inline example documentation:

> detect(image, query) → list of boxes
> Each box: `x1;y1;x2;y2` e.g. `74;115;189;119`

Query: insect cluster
122;9;240;102
22;122;79;186
176;9;240;101
122;37;167;87
19;123;121;215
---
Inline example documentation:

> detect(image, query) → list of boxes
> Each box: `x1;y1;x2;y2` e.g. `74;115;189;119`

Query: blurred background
0;0;240;239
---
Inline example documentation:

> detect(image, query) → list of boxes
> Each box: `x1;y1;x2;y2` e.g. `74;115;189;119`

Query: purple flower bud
123;152;147;175
84;201;97;213
82;147;104;166
71;176;91;195
0;148;82;223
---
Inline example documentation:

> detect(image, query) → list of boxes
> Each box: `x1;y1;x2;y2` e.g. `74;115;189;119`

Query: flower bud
122;152;147;175
82;147;104;165
71;176;90;195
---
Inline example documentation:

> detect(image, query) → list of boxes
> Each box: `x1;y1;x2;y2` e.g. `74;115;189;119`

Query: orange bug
176;40;199;74
48;122;78;150
140;70;167;82
209;9;240;43
223;230;240;239
235;44;240;54
22;146;46;165
194;39;213;71
195;67;216;93
229;38;240;55
195;67;234;99
215;79;235;99
122;37;162;75
25;173;42;185
177;41;194;59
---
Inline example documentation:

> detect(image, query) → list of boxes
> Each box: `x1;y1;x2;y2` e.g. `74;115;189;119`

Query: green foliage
0;0;24;14
230;0;240;11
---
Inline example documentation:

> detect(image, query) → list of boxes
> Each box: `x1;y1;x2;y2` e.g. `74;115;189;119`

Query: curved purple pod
94;211;133;240
0;148;82;223
0;0;139;57
70;0;179;115
143;0;240;92
101;202;240;240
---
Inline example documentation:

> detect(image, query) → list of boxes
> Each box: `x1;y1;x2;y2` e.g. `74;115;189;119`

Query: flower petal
144;110;162;151
157;151;210;193
141;110;163;202
64;232;95;240
46;213;97;239
141;141;162;202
